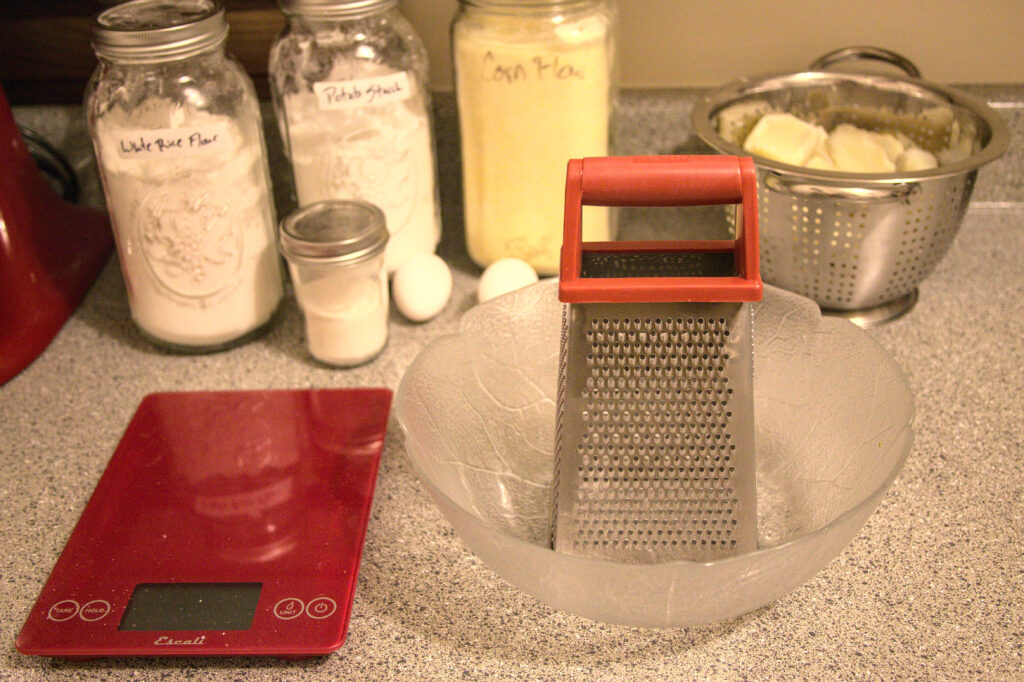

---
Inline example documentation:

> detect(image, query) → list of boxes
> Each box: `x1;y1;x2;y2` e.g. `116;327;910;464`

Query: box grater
551;155;763;563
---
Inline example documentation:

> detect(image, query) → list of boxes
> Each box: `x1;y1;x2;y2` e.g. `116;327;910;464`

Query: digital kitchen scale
16;388;392;659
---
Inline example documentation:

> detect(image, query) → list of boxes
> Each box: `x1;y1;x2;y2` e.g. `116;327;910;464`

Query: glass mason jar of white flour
86;0;284;352
269;0;441;274
278;201;390;367
453;0;616;276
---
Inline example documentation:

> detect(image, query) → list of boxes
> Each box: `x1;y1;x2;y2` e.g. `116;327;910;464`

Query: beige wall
401;0;1024;89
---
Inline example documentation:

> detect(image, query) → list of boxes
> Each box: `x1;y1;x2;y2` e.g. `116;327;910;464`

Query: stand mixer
0;85;113;385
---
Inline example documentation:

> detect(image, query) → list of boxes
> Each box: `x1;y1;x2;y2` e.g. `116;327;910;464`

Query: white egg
477;258;539;303
392;253;453;322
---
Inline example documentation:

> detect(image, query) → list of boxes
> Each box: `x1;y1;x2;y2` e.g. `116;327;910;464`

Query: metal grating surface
552;301;757;563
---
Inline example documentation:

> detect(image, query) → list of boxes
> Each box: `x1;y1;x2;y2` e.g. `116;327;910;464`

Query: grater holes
569;308;748;558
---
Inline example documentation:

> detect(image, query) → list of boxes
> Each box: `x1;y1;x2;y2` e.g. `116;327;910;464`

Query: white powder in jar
93;99;283;348
292;266;389;366
280;68;440;274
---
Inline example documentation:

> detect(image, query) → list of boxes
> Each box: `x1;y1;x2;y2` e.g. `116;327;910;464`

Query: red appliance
16;388;392;659
0;84;113;385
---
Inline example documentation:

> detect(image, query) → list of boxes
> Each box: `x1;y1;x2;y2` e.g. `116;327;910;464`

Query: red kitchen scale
16;388;392;659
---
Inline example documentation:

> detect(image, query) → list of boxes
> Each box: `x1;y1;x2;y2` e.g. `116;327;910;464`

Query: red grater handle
576;155;747;206
559;155;761;304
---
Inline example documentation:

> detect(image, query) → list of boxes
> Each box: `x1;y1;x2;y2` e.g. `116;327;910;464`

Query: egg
477;258;539;303
392;253;453;322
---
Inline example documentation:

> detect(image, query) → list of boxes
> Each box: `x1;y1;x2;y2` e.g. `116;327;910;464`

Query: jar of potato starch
269;0;441;274
87;0;284;351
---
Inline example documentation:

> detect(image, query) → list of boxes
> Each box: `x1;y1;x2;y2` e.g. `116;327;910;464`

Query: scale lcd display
118;583;262;632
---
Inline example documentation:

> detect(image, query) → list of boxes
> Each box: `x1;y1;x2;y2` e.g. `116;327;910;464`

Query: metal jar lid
457;0;603;10
279;200;389;265
92;0;228;61
279;0;398;18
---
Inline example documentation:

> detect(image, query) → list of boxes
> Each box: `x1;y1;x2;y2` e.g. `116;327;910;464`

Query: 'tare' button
47;600;79;622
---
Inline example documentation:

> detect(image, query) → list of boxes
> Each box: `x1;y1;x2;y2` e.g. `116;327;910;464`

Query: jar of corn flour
452;0;616;275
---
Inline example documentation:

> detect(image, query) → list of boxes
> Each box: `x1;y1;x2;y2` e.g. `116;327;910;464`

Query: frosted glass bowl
395;279;913;627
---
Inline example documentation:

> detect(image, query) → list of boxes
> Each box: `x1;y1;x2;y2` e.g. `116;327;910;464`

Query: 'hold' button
79;600;112;621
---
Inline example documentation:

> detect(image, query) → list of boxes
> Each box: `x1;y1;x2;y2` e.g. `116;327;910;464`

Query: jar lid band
93;0;227;61
279;200;389;265
279;0;399;18
458;0;601;8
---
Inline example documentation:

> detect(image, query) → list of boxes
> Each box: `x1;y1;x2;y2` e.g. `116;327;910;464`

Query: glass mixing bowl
395;279;913;627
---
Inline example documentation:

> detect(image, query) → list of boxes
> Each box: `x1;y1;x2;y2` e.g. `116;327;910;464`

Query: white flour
93;100;283;348
291;266;389;366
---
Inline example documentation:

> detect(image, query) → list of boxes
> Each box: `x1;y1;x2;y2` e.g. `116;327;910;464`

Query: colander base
822;289;918;328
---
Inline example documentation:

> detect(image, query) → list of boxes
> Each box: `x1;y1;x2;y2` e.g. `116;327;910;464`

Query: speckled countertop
2;88;1022;680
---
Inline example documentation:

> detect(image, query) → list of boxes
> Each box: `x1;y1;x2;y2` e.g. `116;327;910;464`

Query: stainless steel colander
691;47;1010;326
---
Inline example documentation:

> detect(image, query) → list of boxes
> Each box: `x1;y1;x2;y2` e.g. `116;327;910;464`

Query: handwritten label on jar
479;51;587;83
114;123;231;159
313;72;413;110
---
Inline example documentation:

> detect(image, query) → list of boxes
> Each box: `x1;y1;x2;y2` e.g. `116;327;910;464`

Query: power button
305;597;337;620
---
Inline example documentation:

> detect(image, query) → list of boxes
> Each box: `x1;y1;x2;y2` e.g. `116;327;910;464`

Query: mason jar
269;0;441;274
278;200;390;367
86;0;284;352
452;0;617;276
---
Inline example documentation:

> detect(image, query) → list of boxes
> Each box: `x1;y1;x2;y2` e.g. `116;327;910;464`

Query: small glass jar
279;201;390;367
452;0;617;276
86;0;284;352
269;0;441;274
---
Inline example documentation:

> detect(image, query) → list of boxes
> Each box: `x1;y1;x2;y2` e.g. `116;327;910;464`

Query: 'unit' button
47;600;80;622
79;600;112;621
306;597;336;620
273;598;305;620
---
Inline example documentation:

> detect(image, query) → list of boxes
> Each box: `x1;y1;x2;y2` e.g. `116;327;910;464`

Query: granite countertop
2;88;1022;680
